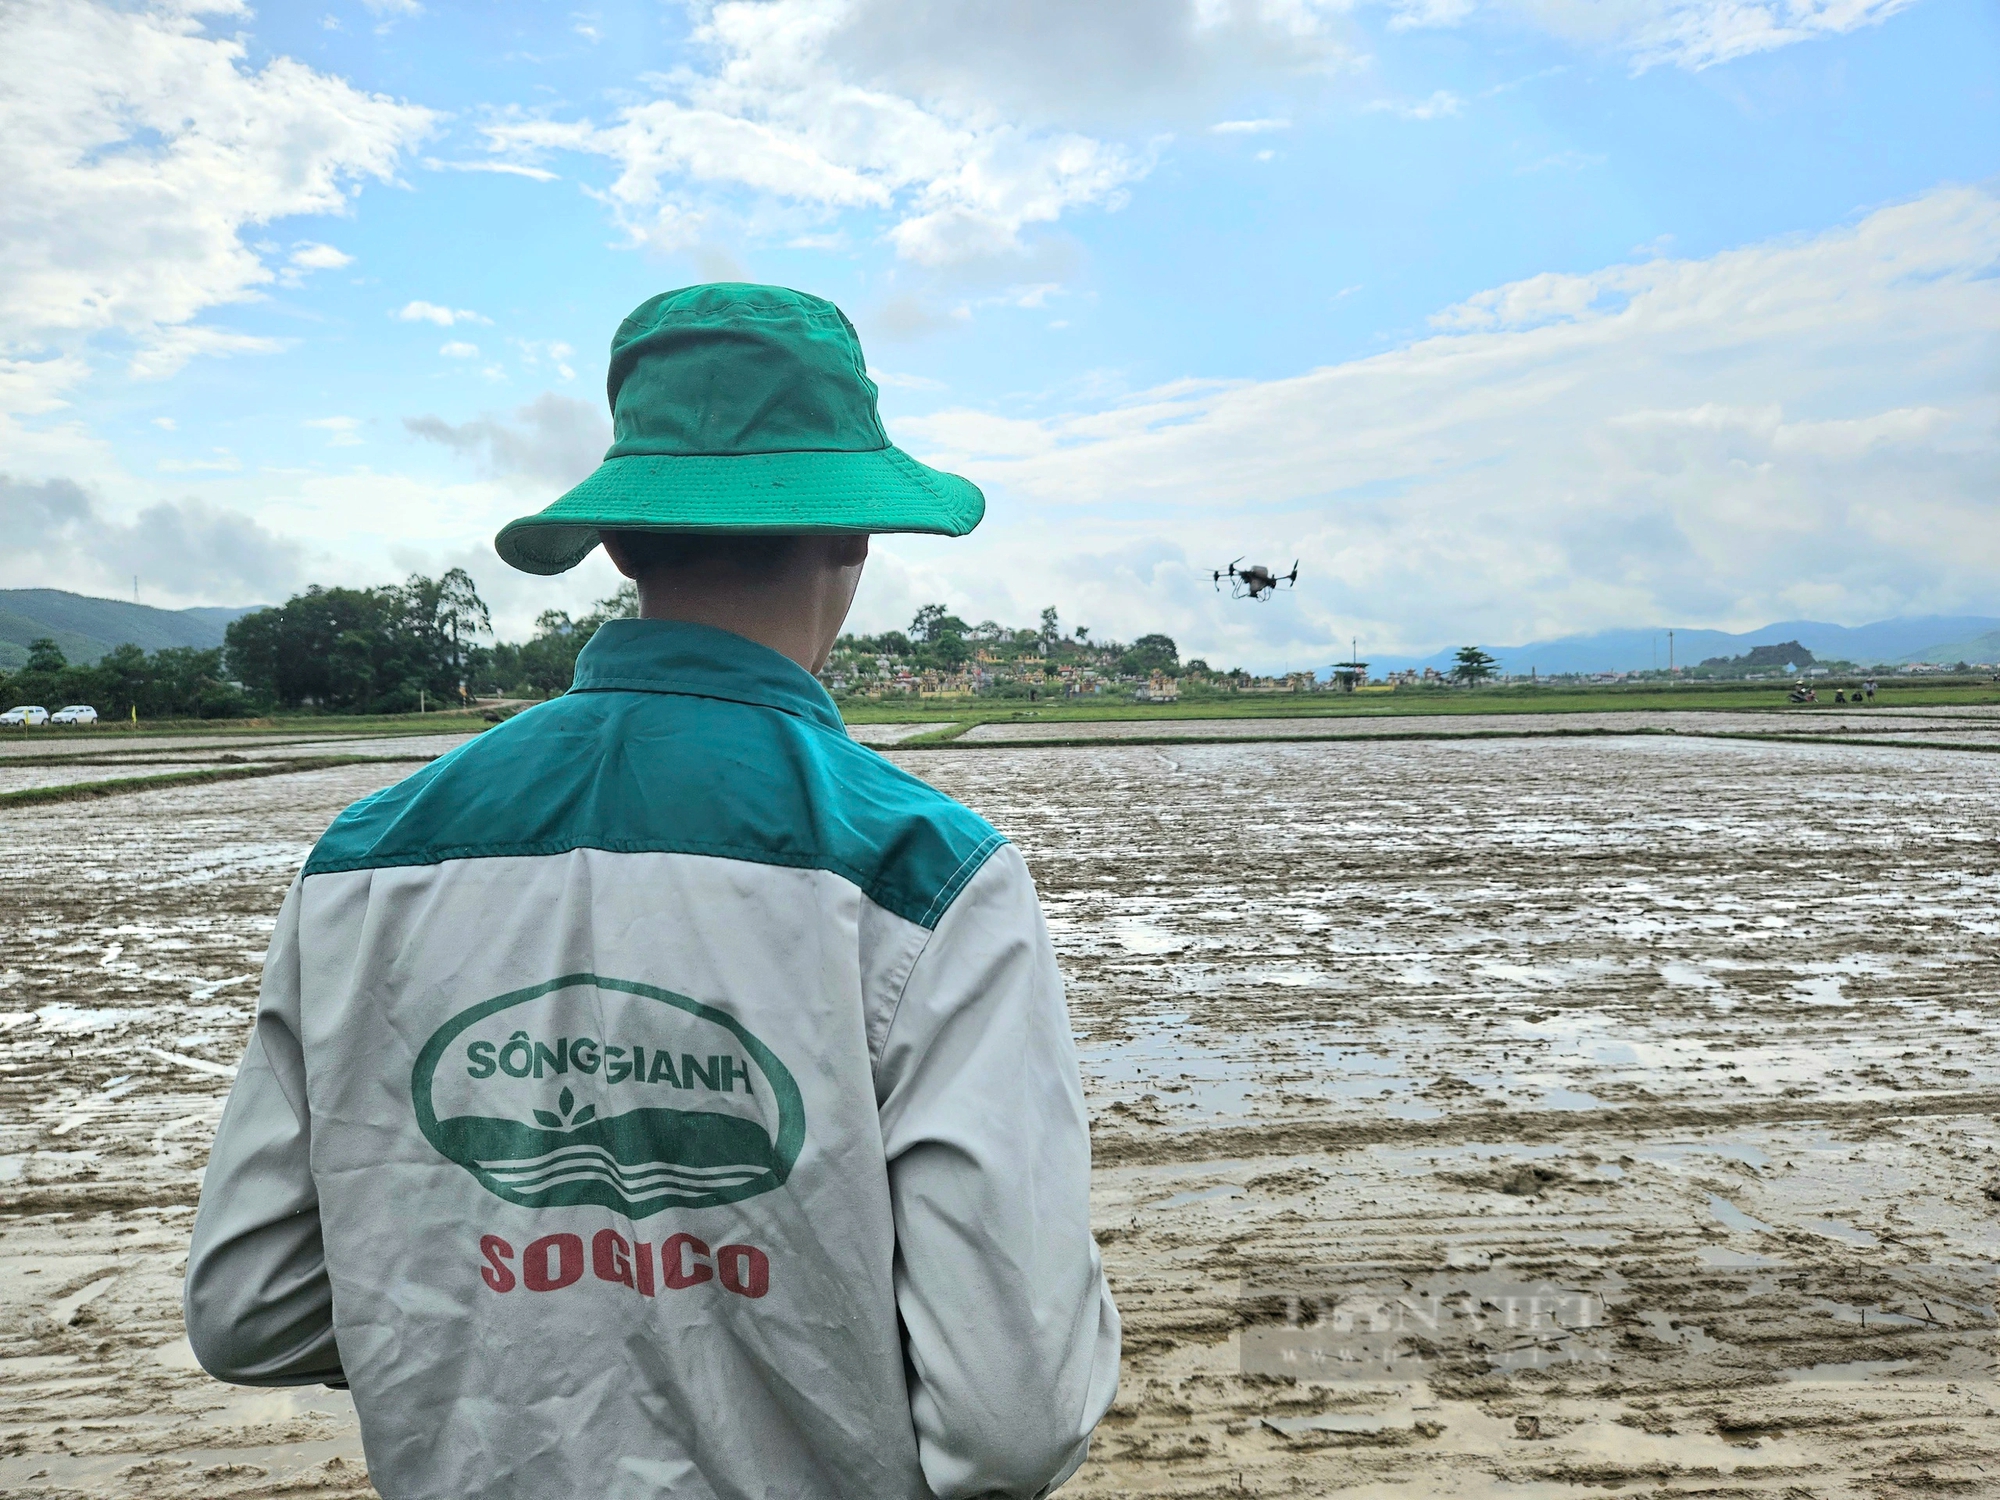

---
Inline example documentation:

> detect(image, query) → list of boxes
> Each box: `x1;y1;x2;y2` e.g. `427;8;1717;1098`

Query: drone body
1213;558;1299;600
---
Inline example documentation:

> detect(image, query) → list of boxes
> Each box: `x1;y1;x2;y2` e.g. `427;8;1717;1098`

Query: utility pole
1669;629;1675;674
133;575;139;605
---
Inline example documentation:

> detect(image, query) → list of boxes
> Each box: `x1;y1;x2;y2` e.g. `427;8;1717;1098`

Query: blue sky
3;0;1995;669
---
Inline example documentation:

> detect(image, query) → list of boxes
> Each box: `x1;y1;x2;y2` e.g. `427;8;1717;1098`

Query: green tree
25;638;66;673
1452;646;1499;683
401;567;493;699
1119;633;1179;676
480;582;639;698
1038;606;1060;648
0;638;252;721
908;604;969;645
225;571;497;712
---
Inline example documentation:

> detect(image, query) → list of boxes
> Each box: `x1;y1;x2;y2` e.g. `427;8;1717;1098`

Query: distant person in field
183;284;1121;1499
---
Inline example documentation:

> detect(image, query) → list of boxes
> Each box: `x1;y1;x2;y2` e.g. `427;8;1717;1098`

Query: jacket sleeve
876;843;1121;1500
184;877;344;1386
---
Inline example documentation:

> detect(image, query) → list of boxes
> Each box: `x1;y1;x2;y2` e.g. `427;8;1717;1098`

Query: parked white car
50;705;99;726
1;705;50;727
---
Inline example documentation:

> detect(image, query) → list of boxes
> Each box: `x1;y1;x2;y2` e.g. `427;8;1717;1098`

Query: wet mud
2;734;1996;1496
956;706;2000;748
915;736;2000;1497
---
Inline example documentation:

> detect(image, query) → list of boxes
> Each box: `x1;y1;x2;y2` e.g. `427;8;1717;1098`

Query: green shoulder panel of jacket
303;620;1005;931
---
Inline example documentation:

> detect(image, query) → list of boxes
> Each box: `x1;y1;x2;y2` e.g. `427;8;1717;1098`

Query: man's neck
633;586;827;675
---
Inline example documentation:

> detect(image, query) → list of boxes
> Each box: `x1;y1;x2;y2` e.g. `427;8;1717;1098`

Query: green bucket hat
494;283;984;575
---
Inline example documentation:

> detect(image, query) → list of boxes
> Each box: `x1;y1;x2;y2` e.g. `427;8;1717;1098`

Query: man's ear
600;532;642;580
826;534;870;569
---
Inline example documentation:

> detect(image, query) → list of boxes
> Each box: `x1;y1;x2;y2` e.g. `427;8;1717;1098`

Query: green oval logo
411;973;805;1217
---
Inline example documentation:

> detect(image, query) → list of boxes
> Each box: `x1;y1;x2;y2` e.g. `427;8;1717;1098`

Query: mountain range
1363;616;2000;678
0;590;264;671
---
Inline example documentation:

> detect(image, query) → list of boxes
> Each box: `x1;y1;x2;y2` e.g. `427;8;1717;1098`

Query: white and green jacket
185;620;1121;1500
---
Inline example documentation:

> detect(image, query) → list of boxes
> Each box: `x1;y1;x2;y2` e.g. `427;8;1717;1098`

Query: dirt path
2;736;1995;1496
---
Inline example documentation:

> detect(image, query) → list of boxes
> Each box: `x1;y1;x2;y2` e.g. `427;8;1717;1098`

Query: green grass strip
890;720;982;748
1695;731;2000;755
888;725;2000;754
0;754;436;809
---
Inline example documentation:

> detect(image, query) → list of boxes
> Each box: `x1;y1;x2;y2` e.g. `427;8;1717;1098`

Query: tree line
0;579;1217;722
0;637;253;721
0;571;641;720
835;604;1185;679
223;569;642;711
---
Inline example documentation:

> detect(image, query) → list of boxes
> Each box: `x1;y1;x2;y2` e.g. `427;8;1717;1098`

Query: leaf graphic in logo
558;1086;575;1116
571;1104;597;1125
533;1109;563;1129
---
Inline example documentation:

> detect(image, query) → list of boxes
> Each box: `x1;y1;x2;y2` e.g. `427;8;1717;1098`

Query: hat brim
493;446;985;575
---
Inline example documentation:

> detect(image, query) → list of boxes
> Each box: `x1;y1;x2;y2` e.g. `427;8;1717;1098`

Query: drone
1213;558;1299;601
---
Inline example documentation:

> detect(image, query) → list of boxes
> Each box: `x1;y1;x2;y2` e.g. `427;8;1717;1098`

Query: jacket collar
569;619;844;733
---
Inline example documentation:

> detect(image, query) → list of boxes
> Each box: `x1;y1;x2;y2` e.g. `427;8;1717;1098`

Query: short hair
600;530;801;573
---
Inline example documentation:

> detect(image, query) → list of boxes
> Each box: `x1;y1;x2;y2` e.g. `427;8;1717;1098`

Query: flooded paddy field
0;725;933;796
2;735;1997;1496
0;735;469;797
955;705;2000;747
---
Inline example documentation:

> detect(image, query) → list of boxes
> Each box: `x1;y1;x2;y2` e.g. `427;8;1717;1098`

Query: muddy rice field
3;722;1998;1497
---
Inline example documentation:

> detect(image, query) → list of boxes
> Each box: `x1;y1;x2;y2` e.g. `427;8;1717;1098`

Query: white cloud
1395;0;1919;70
306;415;363;445
887;187;2000;662
404;392;610;489
870;369;947;391
1385;0;1478;26
0;352;92;416
0;0;433;415
157;447;243;473
397;300;489;326
818;0;1355;124
288;241;354;272
514;339;577;380
423;155;560;181
0;474;304;603
461;0;1899;287
128;325;285;380
1363;89;1465;119
439;340;481;359
476;0;1198;269
152;416;177;431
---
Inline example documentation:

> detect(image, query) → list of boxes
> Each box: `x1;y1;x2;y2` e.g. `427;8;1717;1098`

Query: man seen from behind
183;284;1122;1499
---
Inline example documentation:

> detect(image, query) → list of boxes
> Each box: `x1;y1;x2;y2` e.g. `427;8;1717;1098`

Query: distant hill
1900;627;2000;667
1362;615;2000;677
0;589;265;670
